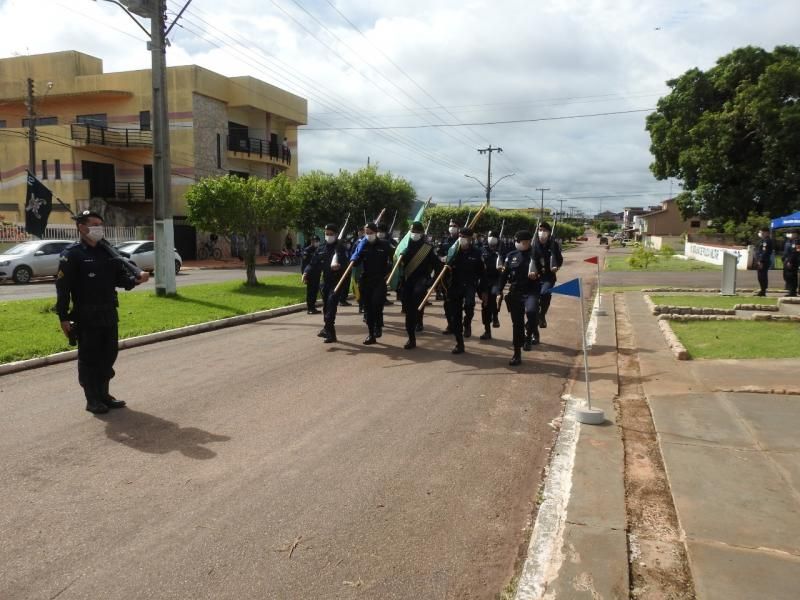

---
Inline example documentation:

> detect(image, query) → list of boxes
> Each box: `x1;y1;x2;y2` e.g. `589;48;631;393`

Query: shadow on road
99;409;231;459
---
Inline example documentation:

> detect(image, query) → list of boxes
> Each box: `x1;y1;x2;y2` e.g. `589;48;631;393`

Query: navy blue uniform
352;239;392;339
445;245;485;351
301;243;321;312
399;240;438;343
532;236;564;326
753;235;773;295
55;241;137;408
305;241;349;339
480;245;503;336
782;238;799;296
500;248;546;355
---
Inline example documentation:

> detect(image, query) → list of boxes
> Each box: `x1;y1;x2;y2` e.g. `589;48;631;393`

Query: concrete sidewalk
525;286;800;599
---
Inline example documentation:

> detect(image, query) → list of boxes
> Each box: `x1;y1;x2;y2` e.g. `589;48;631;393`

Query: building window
77;114;108;128
22;116;58;127
690;220;701;228
41;160;48;179
54;159;61;180
139;111;151;131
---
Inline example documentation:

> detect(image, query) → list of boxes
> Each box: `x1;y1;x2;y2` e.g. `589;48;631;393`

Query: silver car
115;240;182;275
0;239;75;284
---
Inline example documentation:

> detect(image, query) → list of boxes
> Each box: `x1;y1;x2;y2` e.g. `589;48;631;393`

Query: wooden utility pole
536;187;550;222
26;78;36;176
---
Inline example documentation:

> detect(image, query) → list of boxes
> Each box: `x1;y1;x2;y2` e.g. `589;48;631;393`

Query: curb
657;319;689;360
0;302;307;377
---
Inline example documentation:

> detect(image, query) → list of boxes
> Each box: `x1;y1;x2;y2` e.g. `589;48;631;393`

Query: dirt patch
614;293;696;599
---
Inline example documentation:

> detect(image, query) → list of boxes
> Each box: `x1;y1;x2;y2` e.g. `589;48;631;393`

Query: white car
0;239;75;284
115;240;182;275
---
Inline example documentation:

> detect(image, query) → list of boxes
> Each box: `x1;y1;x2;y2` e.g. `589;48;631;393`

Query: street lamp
464;172;514;206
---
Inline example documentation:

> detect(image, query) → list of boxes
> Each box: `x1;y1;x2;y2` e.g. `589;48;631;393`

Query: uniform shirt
481;246;502;283
783;239;799;269
500;249;546;295
447;244;485;292
353;239;392;285
55;241;137;325
301;243;319;272
533;237;564;281
400;240;438;285
305;241;348;286
754;237;774;264
437;236;459;258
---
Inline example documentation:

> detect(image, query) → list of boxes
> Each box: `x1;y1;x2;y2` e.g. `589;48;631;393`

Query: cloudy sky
1;0;798;216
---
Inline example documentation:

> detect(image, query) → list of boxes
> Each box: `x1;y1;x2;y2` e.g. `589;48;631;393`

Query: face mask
757;232;764;239
538;231;550;241
366;233;377;243
515;242;526;251
410;233;422;242
86;226;104;242
448;227;458;236
377;232;386;239
488;237;498;247
459;238;471;248
325;235;336;244
311;241;319;248
788;233;796;240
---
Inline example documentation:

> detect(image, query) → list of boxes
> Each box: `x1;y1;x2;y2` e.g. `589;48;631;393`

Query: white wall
685;242;751;270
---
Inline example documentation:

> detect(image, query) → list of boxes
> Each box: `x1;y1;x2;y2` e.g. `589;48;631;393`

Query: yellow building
0;50;307;256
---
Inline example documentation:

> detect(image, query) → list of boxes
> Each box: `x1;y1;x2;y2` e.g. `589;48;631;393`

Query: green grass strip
0;276;305;364
604;255;721;272
650;295;779;308
669;320;800;359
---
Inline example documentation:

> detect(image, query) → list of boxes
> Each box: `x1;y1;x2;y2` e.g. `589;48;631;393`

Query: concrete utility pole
464;145;513;207
536;187;550;222
26;78;36;176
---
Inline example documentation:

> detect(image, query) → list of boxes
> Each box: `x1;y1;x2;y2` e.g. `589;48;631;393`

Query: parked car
0;239;75;283
115;240;182;275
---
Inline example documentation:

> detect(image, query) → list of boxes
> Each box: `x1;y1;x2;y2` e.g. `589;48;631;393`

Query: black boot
323;325;337;343
523;336;533;352
492;316;500;328
452;334;465;354
363;333;377;345
101;380;126;409
538;313;548;328
404;337;416;350
317;327;329;338
375;325;383;338
509;351;522;366
84;382;108;415
479;326;491;340
463;318;472;338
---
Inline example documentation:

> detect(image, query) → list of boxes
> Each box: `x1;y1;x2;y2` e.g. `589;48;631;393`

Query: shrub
659;244;676;258
628;246;658;269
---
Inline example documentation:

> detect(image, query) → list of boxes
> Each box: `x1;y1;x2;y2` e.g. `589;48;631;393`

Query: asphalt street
0;246;607;599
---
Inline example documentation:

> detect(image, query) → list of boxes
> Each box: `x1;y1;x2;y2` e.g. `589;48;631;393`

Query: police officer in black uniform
533;221;564;328
782;229;799;297
351;222;393;344
437;219;461;331
301;235;321;313
303;224;348;342
55;210;149;414
479;231;503;340
444;227;485;354
500;230;545;366
752;226;773;296
398;221;439;349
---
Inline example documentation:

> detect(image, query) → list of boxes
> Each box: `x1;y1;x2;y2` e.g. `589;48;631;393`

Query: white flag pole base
576;406;606;425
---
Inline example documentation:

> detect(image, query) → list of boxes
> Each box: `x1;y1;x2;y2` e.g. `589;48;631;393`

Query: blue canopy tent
771;211;800;229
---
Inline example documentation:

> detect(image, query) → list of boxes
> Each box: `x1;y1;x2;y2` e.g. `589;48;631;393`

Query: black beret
365;222;378;232
538;221;552;232
310;235;320;241
324;223;338;232
459;227;473;237
410;221;424;233
515;230;533;241
72;209;104;224
449;219;461;227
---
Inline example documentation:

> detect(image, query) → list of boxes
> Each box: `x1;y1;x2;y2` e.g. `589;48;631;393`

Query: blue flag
547;277;581;297
349;236;368;263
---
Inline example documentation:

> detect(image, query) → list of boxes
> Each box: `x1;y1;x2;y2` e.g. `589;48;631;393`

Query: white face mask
515;242;526;251
488;237;498;246
538;231;550;241
377;232;386;239
459;238;471;248
757;232;765;239
311;241;319;247
86;226;105;242
410;233;422;242
366;233;377;243
448;227;458;236
788;233;796;240
325;235;336;244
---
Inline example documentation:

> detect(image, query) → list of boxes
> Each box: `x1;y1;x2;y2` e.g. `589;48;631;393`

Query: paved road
0;245;603;599
0;264;299;301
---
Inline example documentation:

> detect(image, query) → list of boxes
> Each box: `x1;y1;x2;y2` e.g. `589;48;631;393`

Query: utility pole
478;145;501;206
559;196;565;222
26;78;36;176
536;187;550;222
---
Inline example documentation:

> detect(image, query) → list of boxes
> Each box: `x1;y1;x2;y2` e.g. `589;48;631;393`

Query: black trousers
757;267;769;293
306;272;321;310
481;283;501;328
361;281;385;336
507;291;540;350
78;323;119;401
401;278;428;339
322;282;341;329
784;267;798;295
445;285;476;346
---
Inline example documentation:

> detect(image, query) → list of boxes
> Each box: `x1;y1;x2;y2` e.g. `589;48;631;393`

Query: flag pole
576;276;605;425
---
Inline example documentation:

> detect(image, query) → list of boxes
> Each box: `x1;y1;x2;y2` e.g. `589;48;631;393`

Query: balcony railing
71;123;153;148
227;135;291;164
114;182;151;202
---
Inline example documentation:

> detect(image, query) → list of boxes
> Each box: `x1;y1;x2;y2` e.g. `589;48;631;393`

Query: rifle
387;210;397;237
330;212;350;269
495;219;506;311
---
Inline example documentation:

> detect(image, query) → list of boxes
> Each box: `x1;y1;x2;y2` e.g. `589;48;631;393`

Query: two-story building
0;50;307;258
637;198;708;249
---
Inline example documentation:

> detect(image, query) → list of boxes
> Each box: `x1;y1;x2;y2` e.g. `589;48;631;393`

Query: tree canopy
646;45;800;222
186;174;298;285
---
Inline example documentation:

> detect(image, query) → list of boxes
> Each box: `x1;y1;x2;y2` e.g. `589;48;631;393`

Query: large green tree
186;174;298;285
291;166;415;236
646;45;800;222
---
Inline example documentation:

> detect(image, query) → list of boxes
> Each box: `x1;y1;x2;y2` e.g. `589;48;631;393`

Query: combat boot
323;325;337;343
101;380;126;409
523;336;533;352
84;382;109;415
463;318;472;338
403;337;416;350
479;325;492;340
452;334;465;354
509;350;522;366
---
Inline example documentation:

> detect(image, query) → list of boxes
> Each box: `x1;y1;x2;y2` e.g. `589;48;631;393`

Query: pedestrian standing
444;227;485;354
782;229;799;297
303;224;348;342
351;222;392;344
398;221;439;349
532;221;563;329
301;235;321;313
752;226;773;296
55;210;150;414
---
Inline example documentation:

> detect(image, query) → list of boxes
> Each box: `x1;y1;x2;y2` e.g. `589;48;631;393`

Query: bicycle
198;238;222;260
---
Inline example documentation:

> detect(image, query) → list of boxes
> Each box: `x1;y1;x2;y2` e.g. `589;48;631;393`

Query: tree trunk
245;232;259;286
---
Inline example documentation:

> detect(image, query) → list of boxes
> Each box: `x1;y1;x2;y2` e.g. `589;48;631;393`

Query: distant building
638;198;709;249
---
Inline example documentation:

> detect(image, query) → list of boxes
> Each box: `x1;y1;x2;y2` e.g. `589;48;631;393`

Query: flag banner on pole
348;236;368;263
24;171;53;238
584;256;599;264
389;199;430;290
547;277;581;297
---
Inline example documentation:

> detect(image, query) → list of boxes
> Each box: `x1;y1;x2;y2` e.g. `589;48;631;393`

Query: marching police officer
303;224;348;342
351;222;393;344
301;235;321;313
753;226;773;296
55;210;150;414
444;227;485;354
500;230;546;366
437;219;461;331
782;229;799;297
479;231;503;340
533;221;563;328
398;221;439;349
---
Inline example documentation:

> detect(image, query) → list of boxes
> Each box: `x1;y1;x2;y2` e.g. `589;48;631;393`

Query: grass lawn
604;255;721;272
650;294;779;308
669;320;800;359
0;276;305;364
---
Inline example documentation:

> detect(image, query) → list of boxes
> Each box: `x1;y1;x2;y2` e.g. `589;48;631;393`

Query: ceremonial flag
388;198;430;290
24;172;53;238
547;277;581;297
584;256;599;265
